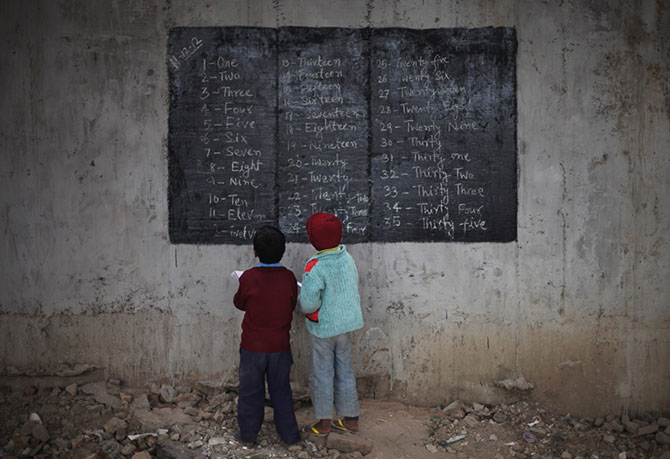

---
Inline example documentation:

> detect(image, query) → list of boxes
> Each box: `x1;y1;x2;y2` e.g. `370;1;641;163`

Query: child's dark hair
253;225;286;264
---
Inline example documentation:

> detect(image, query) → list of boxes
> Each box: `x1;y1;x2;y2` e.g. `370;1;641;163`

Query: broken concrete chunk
132;407;193;431
159;384;177;404
32;423;50;442
494;376;534;391
103;417;128;434
129;394;150;411
66;383;78;397
80;382;121;409
326;432;373;455
443;400;466;419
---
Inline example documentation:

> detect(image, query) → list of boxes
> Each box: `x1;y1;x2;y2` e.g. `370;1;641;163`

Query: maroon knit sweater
233;266;298;353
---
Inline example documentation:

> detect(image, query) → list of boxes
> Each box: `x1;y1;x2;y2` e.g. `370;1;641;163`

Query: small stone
426;443;438;453
623;421;639;434
222;401;235;414
121;443;135;456
129;394;150;411
326;432;373;455
21;420;35;435
207;437;227;447
572;421;588;431
53;438;68;450
187;440;203;449
175;385;192;394
561;451;572;459
658;417;670;428
594;417;605;427
104;417;128;434
463;413;479;427
611;421;624;433
131;452;152;459
603;434;616;444
175;392;201;408
493;412;507;423
297;452;309;459
32;423;50;442
159;385;177;404
443;400;466;420
288;445;302;452
101;440;121;458
472;403;485;412
115;429;127;441
618;453;626;459
635;424;658;436
655;431;670;445
71;435;85;448
523;432;536;443
657;451;670;459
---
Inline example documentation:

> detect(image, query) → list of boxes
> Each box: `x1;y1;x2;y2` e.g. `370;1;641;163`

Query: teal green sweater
298;245;364;338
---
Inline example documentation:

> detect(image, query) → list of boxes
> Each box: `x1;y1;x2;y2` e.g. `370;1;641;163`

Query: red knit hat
306;212;342;250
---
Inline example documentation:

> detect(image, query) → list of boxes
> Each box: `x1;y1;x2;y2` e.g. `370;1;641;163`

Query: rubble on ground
0;378;668;458
0;379;365;458
427;399;670;459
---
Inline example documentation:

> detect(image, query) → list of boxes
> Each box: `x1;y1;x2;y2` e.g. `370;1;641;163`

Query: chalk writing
168;27;517;244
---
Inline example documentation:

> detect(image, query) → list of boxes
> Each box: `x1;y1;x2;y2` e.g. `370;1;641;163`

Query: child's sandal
331;419;357;433
301;422;329;437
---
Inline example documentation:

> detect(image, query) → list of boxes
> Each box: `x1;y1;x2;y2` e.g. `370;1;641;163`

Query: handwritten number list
168;28;276;243
277;28;369;242
168;27;516;244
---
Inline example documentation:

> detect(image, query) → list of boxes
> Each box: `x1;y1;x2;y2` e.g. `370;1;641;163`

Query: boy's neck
257;262;281;267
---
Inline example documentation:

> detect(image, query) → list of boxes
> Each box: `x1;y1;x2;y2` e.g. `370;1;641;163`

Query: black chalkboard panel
370;28;517;242
167;27;516;244
277;27;370;243
168;27;278;244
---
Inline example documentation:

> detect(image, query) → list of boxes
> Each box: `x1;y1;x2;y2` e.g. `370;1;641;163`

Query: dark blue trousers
237;348;300;444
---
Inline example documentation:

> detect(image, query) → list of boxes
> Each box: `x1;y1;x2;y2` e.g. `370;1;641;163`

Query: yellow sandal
331;419;358;433
301;422;330;436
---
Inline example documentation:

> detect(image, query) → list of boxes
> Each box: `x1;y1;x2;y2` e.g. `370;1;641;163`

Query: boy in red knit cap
298;213;364;435
233;225;300;445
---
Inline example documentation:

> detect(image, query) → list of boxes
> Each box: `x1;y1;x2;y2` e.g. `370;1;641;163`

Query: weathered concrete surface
1;0;668;417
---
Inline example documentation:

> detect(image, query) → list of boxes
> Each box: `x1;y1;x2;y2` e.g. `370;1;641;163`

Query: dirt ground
0;378;669;459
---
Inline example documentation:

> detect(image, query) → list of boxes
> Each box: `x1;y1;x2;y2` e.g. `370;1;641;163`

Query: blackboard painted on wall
168;27;517;244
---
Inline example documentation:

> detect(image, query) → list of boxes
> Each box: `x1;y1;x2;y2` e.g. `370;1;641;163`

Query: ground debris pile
426;399;670;459
0;379;669;459
0;379;365;459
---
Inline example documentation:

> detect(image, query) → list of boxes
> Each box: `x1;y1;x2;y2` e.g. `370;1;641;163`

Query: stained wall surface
1;0;668;416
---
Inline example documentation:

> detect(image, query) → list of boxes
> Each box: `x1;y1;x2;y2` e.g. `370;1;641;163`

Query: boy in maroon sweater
233;226;300;445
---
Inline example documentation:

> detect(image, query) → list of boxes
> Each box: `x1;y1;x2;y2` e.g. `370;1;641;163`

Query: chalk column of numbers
200;56;259;228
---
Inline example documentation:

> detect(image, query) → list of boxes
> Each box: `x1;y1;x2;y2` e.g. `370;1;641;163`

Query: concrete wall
1;0;668;417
